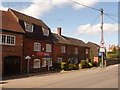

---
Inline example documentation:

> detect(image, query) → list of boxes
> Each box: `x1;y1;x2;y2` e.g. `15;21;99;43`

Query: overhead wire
79;15;100;37
68;0;119;23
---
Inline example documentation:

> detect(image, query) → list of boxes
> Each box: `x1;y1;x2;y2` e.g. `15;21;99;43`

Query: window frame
34;42;41;51
25;22;34;32
0;34;15;45
33;59;40;68
61;46;66;53
42;58;47;67
46;44;52;52
75;47;78;54
86;48;89;54
42;28;49;36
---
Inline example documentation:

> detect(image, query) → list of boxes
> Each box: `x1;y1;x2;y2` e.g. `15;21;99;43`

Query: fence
105;58;120;66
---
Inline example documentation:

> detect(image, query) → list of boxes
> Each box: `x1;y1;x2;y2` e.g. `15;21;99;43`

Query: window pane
11;37;15;44
0;34;2;44
7;36;11;44
25;23;33;32
46;44;51;52
2;35;6;44
34;43;41;51
43;28;49;36
61;46;65;53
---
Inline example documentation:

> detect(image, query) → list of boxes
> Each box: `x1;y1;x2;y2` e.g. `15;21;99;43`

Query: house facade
52;28;90;64
0;10;25;75
8;9;53;73
1;8;90;75
86;42;100;63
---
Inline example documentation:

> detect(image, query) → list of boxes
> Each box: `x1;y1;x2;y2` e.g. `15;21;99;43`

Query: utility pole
100;8;105;68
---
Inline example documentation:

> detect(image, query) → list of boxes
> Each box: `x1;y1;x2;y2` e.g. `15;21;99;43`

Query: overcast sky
1;0;119;48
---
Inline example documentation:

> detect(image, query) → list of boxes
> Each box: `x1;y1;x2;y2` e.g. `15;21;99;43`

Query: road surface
1;64;119;88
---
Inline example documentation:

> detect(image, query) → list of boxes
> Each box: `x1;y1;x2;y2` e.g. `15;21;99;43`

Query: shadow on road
2;71;60;81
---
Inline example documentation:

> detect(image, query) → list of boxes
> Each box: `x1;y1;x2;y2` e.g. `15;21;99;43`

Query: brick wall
1;31;24;74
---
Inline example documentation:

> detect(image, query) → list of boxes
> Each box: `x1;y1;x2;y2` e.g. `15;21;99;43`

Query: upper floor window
42;28;49;36
75;48;78;54
0;34;15;45
86;49;89;54
61;46;66;53
34;42;41;51
46;44;52;52
25;22;33;32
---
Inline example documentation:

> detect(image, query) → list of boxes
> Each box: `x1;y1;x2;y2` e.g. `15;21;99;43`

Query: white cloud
20;0;99;18
0;0;99;18
71;0;99;10
51;28;57;33
74;23;118;36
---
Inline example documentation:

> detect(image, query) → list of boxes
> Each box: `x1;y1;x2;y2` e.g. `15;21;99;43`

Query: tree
90;49;94;63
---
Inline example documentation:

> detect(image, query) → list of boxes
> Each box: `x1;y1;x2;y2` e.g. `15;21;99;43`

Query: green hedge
108;54;118;59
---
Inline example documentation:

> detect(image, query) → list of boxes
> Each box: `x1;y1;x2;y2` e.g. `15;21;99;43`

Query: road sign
100;47;105;52
98;52;102;56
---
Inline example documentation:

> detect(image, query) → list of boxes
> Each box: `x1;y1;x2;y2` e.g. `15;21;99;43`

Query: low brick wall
106;58;120;66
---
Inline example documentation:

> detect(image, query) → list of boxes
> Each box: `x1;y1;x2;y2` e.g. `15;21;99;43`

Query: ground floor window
46;58;52;66
33;59;40;68
58;58;62;63
42;58;46;67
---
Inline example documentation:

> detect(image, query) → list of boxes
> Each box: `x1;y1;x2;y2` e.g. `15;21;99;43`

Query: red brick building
86;42;100;63
52;28;90;64
0;10;25;75
8;9;53;73
1;8;90;75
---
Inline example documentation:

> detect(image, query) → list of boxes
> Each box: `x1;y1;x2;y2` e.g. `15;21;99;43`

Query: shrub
61;62;69;70
81;60;86;68
93;61;98;67
52;62;61;70
69;64;78;70
108;54;118;59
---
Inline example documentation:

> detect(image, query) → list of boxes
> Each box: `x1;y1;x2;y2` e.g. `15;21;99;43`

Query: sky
0;0;119;49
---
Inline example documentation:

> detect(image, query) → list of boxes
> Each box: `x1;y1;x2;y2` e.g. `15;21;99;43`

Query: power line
79;15;100;37
104;13;120;23
68;0;119;23
68;0;101;12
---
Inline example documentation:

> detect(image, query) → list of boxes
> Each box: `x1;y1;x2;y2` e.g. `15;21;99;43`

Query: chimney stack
57;27;61;35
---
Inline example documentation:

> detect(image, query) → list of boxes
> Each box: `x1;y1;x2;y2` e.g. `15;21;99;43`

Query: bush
81;60;86;68
61;62;69;70
69;64;78;70
93;61;98;67
53;62;61;70
108;54;118;59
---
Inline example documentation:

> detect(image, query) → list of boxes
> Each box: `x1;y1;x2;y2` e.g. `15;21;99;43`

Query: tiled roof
52;33;88;47
8;9;49;29
0;10;25;33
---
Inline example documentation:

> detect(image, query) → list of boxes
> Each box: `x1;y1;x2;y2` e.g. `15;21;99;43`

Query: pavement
1;64;119;88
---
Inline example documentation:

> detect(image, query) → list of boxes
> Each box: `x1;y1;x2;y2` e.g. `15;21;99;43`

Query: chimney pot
57;27;61;35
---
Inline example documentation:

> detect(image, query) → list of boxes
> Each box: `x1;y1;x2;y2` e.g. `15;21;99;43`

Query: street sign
100;47;105;52
98;52;102;56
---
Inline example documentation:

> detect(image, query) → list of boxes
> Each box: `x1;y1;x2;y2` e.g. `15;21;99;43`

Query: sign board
98;52;102;56
100;47;105;52
94;57;98;63
36;52;50;56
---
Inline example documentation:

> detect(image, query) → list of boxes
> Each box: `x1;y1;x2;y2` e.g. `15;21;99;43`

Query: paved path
1;65;119;88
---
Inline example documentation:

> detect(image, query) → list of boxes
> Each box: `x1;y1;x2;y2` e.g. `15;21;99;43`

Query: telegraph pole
100;8;105;68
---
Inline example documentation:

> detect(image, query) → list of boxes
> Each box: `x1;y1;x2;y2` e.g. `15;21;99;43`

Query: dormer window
25;22;33;32
42;28;49;36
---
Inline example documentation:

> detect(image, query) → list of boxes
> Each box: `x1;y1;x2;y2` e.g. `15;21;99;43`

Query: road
1;64;119;88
